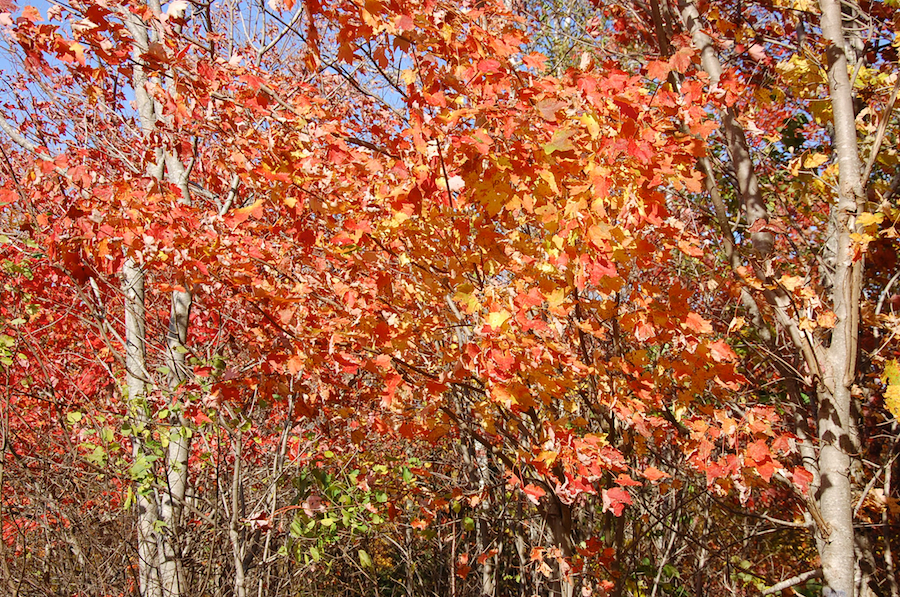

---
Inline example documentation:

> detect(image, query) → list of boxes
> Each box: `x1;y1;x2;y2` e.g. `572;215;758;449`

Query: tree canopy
0;0;898;595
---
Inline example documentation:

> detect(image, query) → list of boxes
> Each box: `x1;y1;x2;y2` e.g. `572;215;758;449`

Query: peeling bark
817;0;865;594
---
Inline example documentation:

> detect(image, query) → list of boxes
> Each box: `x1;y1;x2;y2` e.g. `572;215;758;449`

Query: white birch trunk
122;4;194;595
816;0;864;594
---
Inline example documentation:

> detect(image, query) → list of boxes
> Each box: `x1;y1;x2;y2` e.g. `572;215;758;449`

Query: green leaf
129;453;157;479
358;549;373;568
289;515;304;538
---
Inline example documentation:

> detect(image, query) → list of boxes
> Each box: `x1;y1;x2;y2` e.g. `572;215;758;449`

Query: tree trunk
816;0;865;594
124;257;162;597
123;4;194;595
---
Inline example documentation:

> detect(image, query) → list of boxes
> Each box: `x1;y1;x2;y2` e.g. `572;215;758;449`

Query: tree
0;0;898;596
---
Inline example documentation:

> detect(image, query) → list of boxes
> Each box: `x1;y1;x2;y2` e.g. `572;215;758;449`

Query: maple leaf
602;487;632;516
669;48;693;73
884;360;900;420
746;440;769;463
477;549;499;565
478;58;501;73
684;312;713;335
708;340;737;362
485;309;511;330
643;467;670;482
456;553;471;579
615;473;642;487
535;99;567;122
523;483;546;504
543;127;576;154
645;60;671;80
793;467;814;494
226;198;264;227
522;52;546;70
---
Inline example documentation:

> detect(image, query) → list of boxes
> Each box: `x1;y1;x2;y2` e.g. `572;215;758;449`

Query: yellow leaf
581;113;600;138
857;212;884;227
453;285;480;314
486;310;511;330
538;168;559;193
884;360;900;420
546;287;567;309
727;316;745;333
803;153;828;169
778;275;804;292
886;384;900;420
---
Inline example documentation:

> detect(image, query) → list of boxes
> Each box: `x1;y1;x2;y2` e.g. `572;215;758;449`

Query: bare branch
762;569;823;595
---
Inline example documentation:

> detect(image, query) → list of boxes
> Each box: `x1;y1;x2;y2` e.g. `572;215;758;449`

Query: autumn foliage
0;0;899;595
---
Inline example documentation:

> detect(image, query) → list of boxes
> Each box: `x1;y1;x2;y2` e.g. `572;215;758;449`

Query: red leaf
225;199;264;227
602;487;632;516
669;47;693;73
477;549;498;565
793;467;814;494
535;98;567;122
756;459;775;482
522;52;546;70
21;5;42;21
746;440;769;463
287;355;304;375
456;553;471;579
709;340;737;362
478;59;501;73
523;483;546;504
634;320;655;342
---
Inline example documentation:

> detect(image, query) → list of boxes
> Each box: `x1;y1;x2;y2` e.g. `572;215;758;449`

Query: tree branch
762;569;823;595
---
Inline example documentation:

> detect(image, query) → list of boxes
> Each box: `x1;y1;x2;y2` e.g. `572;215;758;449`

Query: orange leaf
615;473;642;487
226;198;264;227
708;340;737;362
477;549;498;565
642;466;671;482
684;312;713;334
